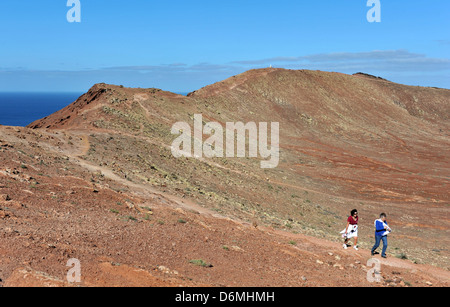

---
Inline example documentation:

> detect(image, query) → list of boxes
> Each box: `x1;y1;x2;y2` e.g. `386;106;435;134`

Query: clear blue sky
0;0;449;92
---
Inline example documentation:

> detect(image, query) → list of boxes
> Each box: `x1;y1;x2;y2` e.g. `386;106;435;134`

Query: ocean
0;92;84;127
0;91;190;127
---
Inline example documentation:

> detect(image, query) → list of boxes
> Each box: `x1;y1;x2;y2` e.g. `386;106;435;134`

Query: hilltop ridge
0;68;449;286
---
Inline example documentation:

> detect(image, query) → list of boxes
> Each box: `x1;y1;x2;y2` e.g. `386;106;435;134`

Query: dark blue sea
0;92;84;127
0;91;189;127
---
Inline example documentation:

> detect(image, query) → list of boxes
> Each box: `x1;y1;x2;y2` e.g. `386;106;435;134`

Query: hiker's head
380;213;387;221
351;209;358;217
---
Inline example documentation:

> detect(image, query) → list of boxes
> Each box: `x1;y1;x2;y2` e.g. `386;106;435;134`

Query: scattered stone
230;246;243;252
0;141;13;148
316;260;324;265
0;194;11;202
157;266;171;274
0;210;10;219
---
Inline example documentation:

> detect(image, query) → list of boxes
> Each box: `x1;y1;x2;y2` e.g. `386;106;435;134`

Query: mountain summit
0;69;448;286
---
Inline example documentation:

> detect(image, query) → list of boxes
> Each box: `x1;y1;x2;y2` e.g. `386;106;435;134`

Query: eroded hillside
1;68;449;286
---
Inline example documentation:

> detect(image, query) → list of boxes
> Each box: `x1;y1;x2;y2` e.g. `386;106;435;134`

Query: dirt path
262;225;450;284
24;127;449;286
58;130;236;221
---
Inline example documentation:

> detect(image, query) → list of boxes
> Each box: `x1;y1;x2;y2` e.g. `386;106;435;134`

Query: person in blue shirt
371;213;391;258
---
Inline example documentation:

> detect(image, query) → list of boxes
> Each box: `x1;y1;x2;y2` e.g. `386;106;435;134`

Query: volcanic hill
0;68;449;287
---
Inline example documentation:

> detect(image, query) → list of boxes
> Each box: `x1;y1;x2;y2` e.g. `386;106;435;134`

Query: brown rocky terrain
0;68;449;287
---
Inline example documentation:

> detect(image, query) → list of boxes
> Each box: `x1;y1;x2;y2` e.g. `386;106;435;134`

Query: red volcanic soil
1;68;449;287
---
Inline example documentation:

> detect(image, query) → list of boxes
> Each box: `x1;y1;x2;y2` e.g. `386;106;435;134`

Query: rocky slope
0;68;448;286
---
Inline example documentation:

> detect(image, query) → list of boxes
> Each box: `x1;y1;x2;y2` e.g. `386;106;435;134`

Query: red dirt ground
1;69;449;287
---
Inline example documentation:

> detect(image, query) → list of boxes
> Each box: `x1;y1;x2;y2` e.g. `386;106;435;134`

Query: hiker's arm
345;222;350;233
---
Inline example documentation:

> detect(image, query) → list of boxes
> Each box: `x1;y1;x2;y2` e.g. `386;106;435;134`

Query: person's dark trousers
371;235;388;257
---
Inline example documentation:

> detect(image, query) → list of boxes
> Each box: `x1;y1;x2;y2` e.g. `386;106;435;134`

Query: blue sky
0;0;449;92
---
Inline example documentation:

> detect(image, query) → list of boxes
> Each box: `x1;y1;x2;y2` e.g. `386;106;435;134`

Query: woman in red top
342;209;359;250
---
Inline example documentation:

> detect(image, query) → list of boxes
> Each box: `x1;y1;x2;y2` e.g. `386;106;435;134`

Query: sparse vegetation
396;253;408;260
189;259;212;268
123;215;137;222
1;68;448;286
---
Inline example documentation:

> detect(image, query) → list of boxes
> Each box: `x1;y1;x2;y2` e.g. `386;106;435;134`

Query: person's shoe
353;246;359;251
343;244;348;249
381;255;387;258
